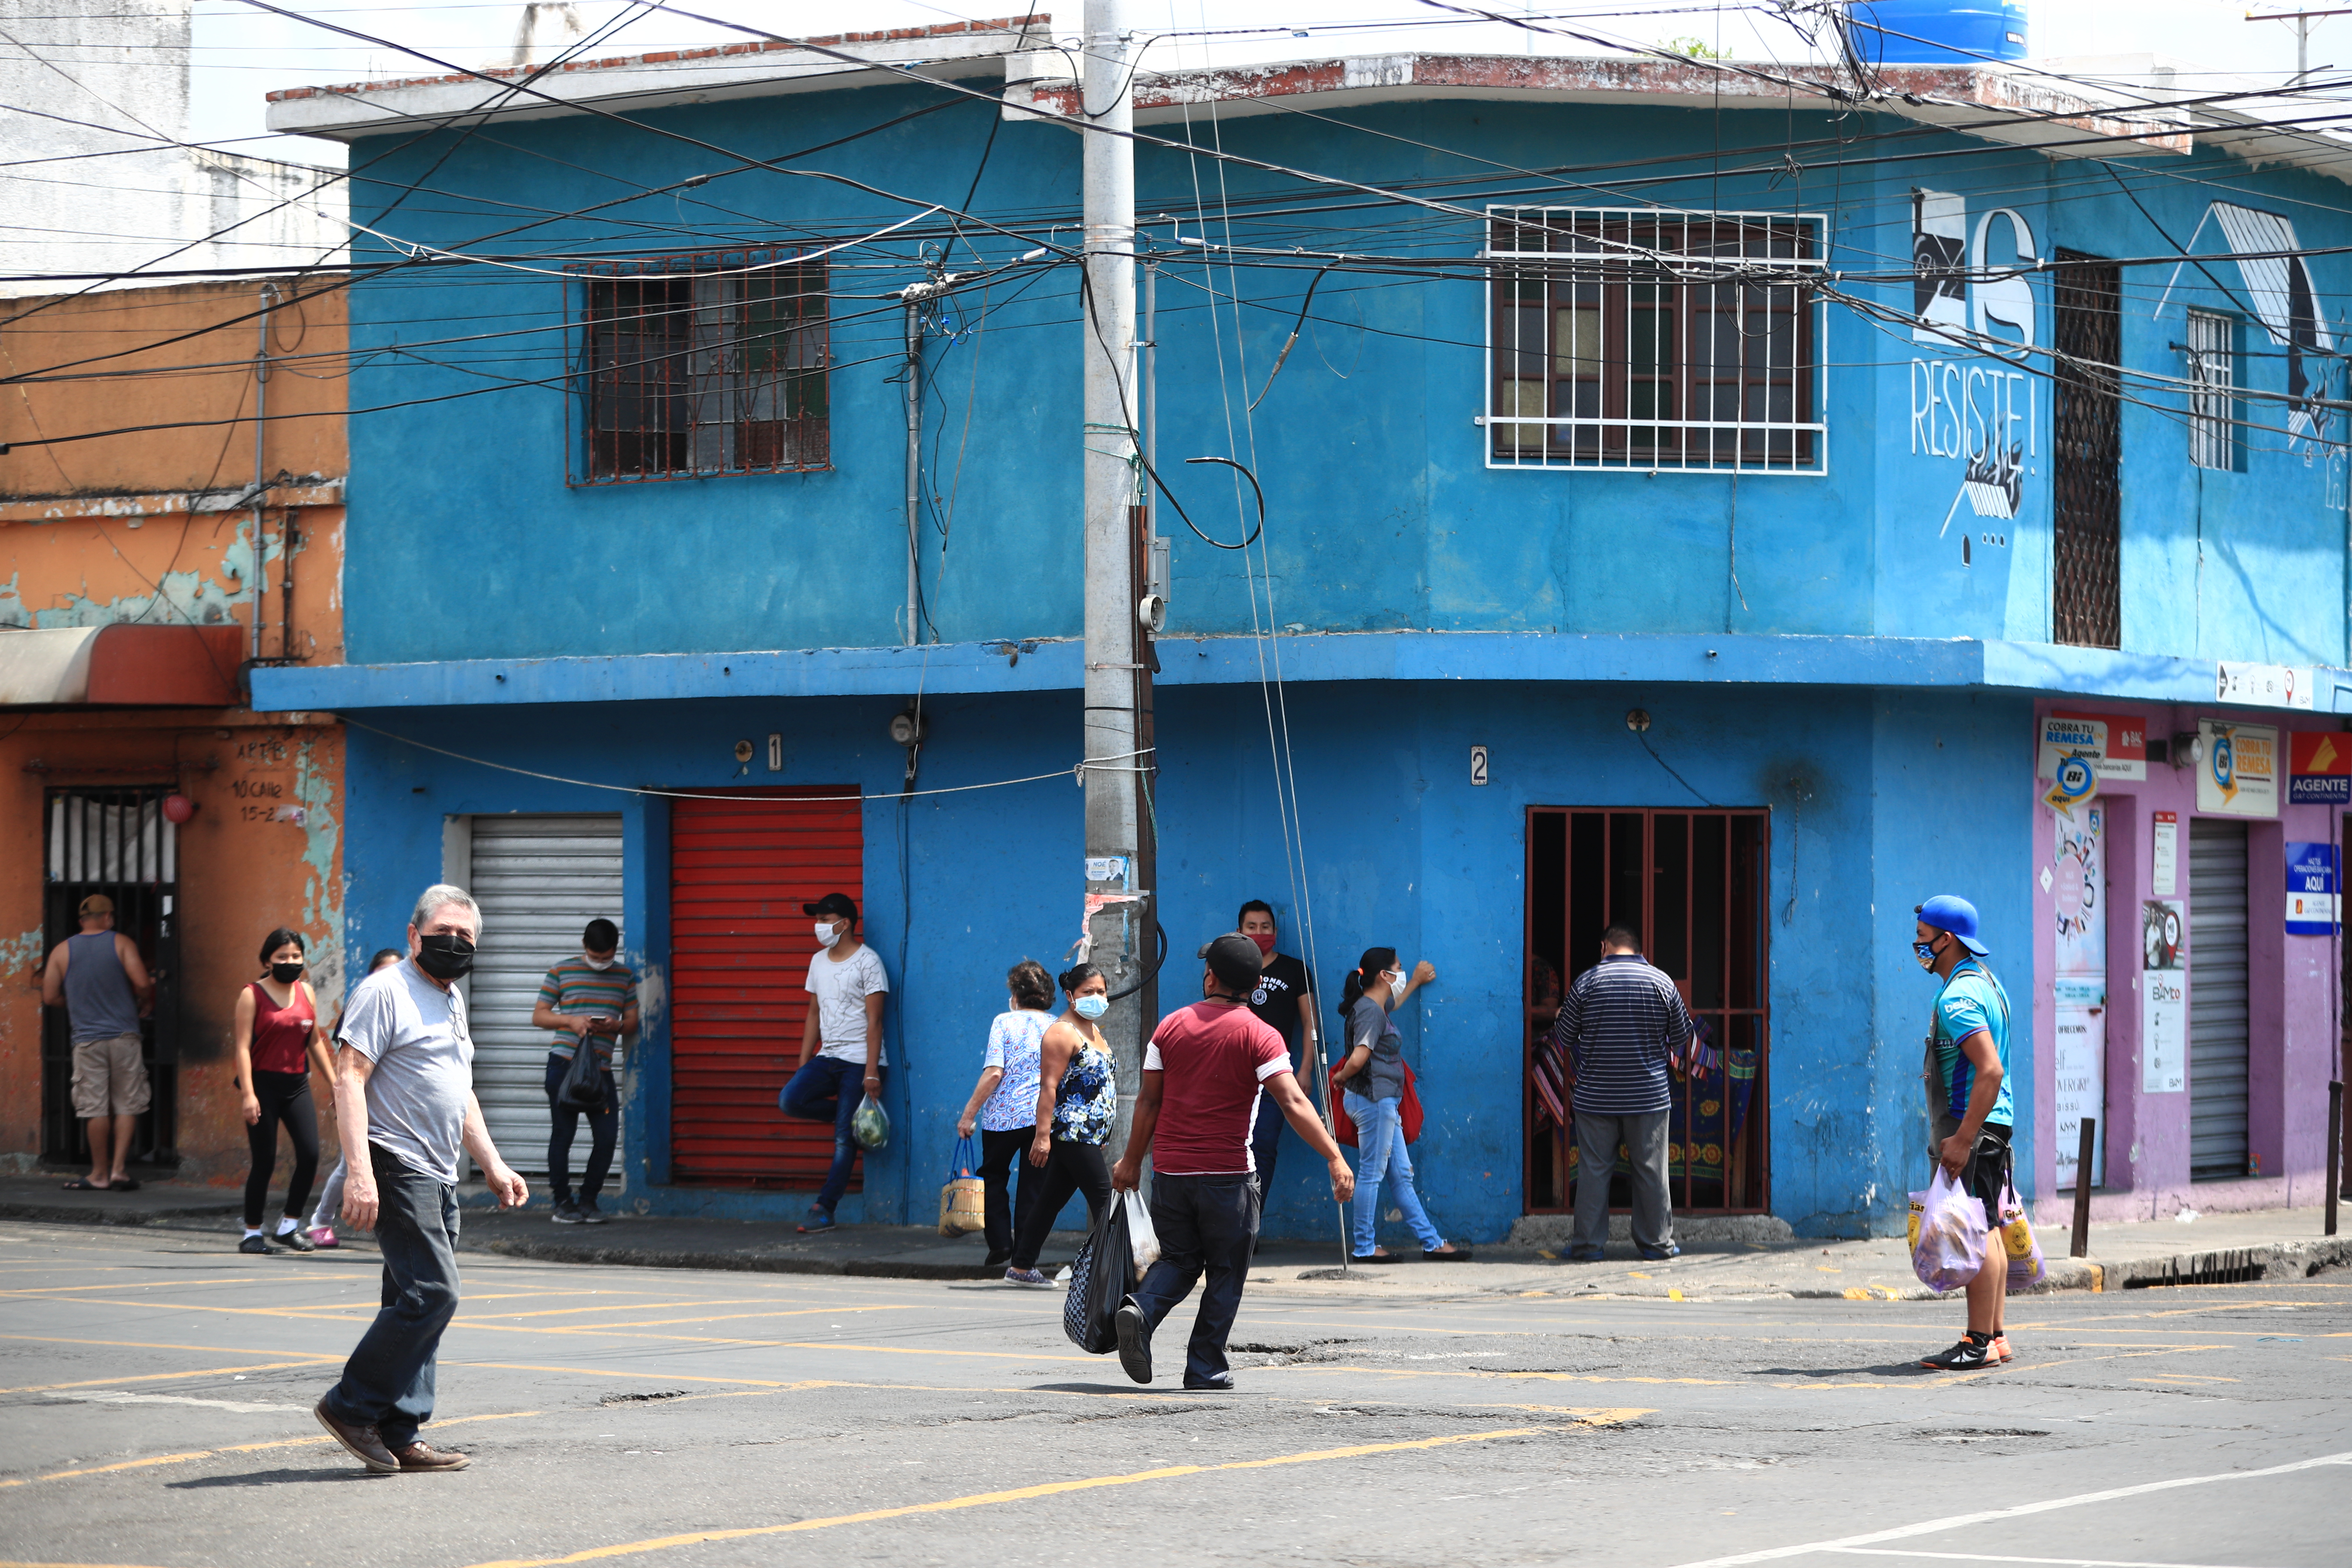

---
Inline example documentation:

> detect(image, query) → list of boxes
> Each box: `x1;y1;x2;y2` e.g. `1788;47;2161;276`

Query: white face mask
1383;968;1407;1001
584;953;615;971
815;922;842;948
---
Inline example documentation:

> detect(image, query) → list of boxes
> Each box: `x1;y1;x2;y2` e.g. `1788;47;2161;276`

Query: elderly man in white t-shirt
313;884;527;1474
780;891;890;1233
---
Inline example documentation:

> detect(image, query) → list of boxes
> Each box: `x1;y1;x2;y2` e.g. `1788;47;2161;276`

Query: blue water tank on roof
1846;1;2028;66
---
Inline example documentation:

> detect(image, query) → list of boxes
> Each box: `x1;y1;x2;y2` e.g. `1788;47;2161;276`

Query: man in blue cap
1913;894;2014;1371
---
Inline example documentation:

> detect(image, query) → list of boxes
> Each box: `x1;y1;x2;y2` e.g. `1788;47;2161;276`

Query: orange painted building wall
2;277;349;1185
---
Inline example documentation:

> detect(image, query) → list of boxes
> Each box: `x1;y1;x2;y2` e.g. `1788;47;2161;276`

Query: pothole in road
600;1390;692;1404
1922;1428;2050;1442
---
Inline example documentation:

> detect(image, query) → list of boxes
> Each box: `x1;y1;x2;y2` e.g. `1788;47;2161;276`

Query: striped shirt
539;956;637;1063
1552;953;1693;1115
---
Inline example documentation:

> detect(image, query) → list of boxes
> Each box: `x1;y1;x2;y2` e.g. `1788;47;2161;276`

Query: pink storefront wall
2031;698;2346;1225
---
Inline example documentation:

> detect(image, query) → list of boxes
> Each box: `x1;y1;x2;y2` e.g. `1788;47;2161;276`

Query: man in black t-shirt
1239;900;1319;1200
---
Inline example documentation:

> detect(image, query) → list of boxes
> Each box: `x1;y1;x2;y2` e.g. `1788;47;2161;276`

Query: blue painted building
257;19;2352;1242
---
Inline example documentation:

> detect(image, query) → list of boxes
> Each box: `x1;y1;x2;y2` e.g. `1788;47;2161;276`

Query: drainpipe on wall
249;282;280;663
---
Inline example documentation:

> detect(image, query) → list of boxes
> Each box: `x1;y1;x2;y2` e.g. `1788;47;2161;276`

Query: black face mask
414;932;476;981
271;961;304;984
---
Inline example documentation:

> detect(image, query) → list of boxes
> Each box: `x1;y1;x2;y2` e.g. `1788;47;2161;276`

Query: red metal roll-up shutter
670;788;864;1187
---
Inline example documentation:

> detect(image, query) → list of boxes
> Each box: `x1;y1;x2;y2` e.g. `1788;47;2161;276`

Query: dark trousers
1250;1092;1285;1201
543;1053;617;1205
243;1069;319;1228
1128;1173;1261;1384
781;1056;877;1212
323;1145;460;1450
1009;1137;1112;1271
976;1127;1034;1264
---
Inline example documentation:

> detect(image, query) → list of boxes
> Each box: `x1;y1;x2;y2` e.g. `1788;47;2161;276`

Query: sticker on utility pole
1470;745;1489;786
1084;856;1130;888
2286;841;2338;935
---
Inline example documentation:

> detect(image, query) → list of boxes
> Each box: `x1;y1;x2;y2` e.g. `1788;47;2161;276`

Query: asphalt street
2;1217;2347;1568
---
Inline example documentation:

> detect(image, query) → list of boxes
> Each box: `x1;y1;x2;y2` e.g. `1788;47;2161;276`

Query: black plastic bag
1062;1188;1135;1354
557;1038;607;1112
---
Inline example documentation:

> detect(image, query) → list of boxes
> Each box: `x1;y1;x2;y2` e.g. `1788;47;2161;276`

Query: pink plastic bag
1997;1184;2045;1293
1910;1169;1988;1294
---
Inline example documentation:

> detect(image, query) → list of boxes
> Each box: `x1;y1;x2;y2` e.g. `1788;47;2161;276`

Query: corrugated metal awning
0;625;245;707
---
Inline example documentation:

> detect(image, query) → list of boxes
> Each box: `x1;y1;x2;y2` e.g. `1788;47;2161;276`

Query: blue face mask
1074;994;1109;1020
1914;937;1942;968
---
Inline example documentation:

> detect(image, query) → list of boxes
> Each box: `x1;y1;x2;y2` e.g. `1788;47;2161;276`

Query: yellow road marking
0;1411;538;1489
0;1278;282;1297
516;1306;925;1332
459;1427;1542;1568
0;1359;342;1396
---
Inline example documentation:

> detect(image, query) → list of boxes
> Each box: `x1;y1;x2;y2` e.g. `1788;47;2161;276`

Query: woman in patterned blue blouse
1004;962;1118;1286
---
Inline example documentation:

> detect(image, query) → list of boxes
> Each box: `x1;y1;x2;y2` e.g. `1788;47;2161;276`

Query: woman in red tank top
230;928;333;1254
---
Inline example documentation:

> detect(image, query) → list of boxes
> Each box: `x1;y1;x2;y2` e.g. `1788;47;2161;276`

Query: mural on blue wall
1909;190;2037;541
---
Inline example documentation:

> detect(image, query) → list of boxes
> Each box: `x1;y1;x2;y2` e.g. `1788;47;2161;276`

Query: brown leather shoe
393;1441;470;1473
313;1398;400;1473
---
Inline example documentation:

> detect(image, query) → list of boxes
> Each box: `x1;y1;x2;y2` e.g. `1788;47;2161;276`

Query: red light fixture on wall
162;793;196;824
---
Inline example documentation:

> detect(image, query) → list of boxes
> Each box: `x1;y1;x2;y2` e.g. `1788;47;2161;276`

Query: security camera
889;708;928;747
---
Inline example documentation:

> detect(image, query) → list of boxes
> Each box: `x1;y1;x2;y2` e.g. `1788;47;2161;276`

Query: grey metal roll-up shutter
467;815;625;1176
2187;819;2250;1181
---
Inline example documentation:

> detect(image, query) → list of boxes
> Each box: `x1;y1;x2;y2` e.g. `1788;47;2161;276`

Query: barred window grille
575;252;830;484
1487;208;1826;473
2187;309;2234;471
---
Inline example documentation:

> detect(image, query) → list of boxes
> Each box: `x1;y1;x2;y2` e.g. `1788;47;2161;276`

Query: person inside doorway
1552;925;1693;1264
1109;934;1355;1389
955;959;1055;1271
229;928;335;1252
781;892;888;1234
1332;947;1466;1262
1913;894;2016;1372
1238;900;1319;1201
42;893;155;1192
308;948;406;1248
533;919;639;1225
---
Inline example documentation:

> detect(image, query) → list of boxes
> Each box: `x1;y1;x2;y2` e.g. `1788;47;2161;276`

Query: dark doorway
1524;808;1770;1215
41;788;181;1167
2053;250;2122;648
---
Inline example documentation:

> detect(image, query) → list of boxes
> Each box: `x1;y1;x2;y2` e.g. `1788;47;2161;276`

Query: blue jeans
322;1144;460;1450
543;1053;617;1206
1345;1091;1444;1256
1128;1173;1261;1384
1250;1091;1285;1200
781;1055;877;1213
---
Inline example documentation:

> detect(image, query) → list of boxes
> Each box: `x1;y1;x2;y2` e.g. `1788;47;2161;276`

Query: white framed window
1486;206;1827;474
2186;309;2234;471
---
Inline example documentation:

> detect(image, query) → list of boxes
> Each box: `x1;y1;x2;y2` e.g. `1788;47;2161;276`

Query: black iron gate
2053;250;2122;649
41;787;181;1167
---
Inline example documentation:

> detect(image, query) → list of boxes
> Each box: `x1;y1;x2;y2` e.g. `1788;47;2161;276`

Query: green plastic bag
852;1093;890;1150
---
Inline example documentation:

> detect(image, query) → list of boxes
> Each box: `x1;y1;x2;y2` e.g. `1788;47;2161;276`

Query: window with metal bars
2186;309;2237;472
2053;251;2122;648
1487;207;1825;472
573;252;830;484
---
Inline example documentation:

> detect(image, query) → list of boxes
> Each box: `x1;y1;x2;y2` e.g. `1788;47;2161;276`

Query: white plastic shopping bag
1910;1168;1989;1294
1124;1188;1161;1279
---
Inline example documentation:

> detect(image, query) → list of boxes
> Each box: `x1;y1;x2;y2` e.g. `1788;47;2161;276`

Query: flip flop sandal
108;1178;141;1191
60;1179;103;1190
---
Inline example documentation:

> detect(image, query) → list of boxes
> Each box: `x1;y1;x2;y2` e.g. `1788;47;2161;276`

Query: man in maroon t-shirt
1109;933;1354;1389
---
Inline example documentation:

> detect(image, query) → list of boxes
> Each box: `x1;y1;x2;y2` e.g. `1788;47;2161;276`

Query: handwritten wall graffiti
1910;190;2040;542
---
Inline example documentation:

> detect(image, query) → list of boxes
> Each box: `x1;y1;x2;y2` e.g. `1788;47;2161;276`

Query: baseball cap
78;894;114;918
802;892;858;921
1198;931;1264;989
1916;895;1989;956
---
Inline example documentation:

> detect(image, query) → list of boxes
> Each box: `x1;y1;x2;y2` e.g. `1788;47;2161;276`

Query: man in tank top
40;893;155;1192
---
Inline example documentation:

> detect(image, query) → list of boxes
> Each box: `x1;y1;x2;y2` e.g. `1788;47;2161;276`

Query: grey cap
1198;932;1264;989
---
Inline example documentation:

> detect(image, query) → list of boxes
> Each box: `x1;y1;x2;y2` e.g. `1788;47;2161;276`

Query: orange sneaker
1991;1334;2013;1364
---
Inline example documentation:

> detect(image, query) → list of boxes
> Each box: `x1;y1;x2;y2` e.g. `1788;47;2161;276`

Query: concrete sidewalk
5;1173;2344;1298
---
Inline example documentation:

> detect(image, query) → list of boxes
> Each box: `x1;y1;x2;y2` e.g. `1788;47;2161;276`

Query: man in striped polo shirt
532;919;638;1224
1553;925;1694;1264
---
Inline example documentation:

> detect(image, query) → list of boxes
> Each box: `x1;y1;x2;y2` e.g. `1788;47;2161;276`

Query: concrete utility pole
1079;0;1154;1124
2247;5;2352;86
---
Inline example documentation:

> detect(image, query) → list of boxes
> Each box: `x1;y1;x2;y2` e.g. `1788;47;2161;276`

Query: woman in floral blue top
1004;962;1118;1286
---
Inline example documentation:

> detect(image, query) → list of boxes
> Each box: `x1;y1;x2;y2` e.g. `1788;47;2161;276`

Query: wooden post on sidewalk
2069;1115;2097;1258
2328;1082;2342;1239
